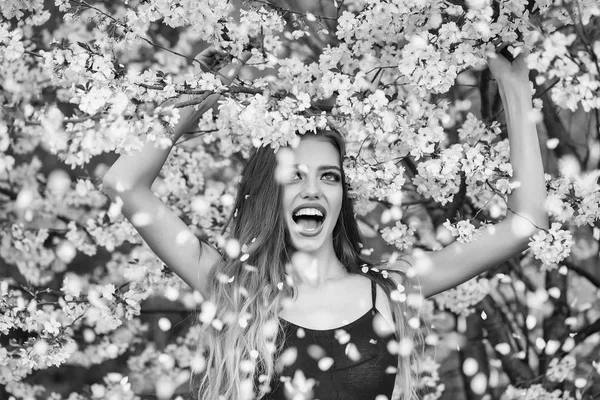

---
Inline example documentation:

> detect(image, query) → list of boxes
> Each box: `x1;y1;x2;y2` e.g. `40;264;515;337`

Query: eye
322;171;341;182
292;170;303;180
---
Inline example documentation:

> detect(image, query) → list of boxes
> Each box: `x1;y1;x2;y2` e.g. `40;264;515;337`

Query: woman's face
280;136;344;254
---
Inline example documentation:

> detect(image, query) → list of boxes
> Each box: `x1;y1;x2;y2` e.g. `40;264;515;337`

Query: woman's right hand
169;46;235;135
194;46;231;75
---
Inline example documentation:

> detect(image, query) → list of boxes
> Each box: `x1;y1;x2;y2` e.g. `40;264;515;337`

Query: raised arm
102;95;221;297
101;50;248;297
393;52;549;298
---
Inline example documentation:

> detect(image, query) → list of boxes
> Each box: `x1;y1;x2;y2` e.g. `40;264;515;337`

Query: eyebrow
319;165;342;172
293;164;341;172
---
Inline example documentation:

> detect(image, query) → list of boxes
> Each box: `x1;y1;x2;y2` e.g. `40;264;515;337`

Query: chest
270;307;398;400
278;275;394;332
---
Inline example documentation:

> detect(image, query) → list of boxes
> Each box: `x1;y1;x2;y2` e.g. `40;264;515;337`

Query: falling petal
425;334;439;346
239;315;250;328
545;340;560;355
225;239;241;258
462;358;478;376
470;373;487;395
47;169;72;196
274;148;296;183
15;188;34;209
546;138;560;149
56;240;77;263
390;289;406;302
560;337;575;352
198;301;217;324
387;340;398;355
345;343;361;362
535;337;546;350
334;329;351;345
191;354;206;373
190;196;210;213
220;193;234;208
158;317;171;331
574;378;587;389
239;379;254;400
33;340;49;355
83;329;95;343
175;229;195;245
372;313;395;337
548;287;561;299
526;315;537;330
279;347;298;366
284;369;315;400
244;265;258;273
158;353;175;369
318;357;334;371
495;343;511;355
131;211;152;227
239;360;255;374
307;344;326;360
262;319;279;339
397;338;413;357
155;376;176;400
408;317;420;329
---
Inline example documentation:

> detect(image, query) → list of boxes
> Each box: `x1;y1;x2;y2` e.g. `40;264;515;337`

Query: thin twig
563;260;600;288
251;0;338;22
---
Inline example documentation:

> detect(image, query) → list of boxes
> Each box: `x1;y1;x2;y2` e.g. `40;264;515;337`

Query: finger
199;46;227;59
195;46;228;72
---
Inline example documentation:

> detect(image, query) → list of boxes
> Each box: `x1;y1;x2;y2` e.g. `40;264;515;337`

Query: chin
287;226;335;255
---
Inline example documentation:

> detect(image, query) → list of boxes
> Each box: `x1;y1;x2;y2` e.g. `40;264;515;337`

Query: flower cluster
529;31;600;112
413;144;463;205
545;173;600;227
0;24;25;62
414;354;445;400
501;384;574;400
345;157;407;214
381;222;416;251
216;95;328;151
433;278;491;316
127;324;203;396
546;355;576;383
442;220;483;243
0;223;61;286
528;223;575;268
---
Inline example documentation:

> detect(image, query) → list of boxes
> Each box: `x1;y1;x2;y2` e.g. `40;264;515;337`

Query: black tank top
265;280;398;400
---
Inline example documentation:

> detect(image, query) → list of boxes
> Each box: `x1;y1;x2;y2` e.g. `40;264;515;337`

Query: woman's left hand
486;48;530;86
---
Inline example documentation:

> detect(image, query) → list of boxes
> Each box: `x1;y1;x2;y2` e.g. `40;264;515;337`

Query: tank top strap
370;279;377;310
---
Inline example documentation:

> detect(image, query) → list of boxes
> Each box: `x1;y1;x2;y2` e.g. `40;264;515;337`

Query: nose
300;175;322;199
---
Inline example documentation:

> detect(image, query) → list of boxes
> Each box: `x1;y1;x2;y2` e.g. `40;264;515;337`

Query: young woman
101;50;548;400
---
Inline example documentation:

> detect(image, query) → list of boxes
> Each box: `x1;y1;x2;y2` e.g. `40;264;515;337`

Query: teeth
294;208;324;218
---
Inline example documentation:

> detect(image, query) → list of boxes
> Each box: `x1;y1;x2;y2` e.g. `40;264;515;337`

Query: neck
291;241;348;288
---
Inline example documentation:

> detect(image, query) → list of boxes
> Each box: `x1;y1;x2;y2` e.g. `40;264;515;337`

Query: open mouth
292;207;325;233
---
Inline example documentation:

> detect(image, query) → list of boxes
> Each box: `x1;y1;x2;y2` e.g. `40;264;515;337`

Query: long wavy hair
195;129;422;400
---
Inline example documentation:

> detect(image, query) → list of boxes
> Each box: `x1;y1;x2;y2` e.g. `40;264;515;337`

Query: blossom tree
1;0;600;399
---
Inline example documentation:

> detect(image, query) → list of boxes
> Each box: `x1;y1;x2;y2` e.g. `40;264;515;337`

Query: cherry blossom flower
528;223;575;268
